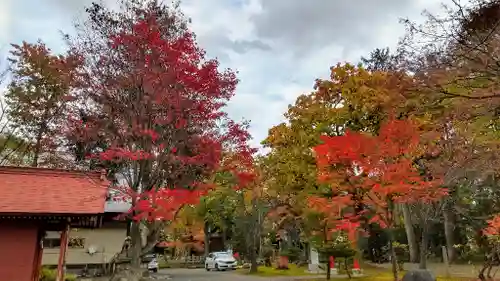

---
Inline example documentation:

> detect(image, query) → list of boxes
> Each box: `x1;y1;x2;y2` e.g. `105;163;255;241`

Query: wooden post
31;229;44;281
330;256;338;274
56;221;70;281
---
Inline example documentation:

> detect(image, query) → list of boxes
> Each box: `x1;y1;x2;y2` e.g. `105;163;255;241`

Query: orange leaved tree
478;215;500;281
312;118;446;281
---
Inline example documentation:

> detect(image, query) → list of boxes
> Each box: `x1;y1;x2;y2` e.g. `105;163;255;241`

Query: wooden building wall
0;221;39;281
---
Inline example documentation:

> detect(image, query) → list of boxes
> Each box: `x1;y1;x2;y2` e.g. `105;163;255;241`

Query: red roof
0;166;109;214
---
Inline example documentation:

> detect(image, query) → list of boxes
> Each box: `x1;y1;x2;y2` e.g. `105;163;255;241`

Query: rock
402;270;436;281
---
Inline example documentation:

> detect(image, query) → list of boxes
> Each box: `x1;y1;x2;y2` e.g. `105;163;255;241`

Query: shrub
39;267;76;281
392;242;409;270
261;245;274;258
318;241;357;260
68;237;85;248
279;246;301;262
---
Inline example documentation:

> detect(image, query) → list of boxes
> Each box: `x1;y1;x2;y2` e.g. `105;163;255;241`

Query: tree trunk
419;222;429;270
204;222;210;257
32;129;44;167
129;221;143;269
126;221;131;237
249;222;258;273
222;227;227;250
249;250;258;273
388;230;399;281
249;195;260;274
443;208;457;263
402;204;419;262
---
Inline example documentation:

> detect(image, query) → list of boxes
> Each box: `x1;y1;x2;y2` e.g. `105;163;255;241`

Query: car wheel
215;263;219;271
205;264;210;271
152;268;158;273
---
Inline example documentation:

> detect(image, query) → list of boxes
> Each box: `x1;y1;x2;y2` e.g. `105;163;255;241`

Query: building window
43;238;61;248
42;237;85;248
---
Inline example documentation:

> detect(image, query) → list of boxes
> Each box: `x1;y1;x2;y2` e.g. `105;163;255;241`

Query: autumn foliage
483;215;500;237
5;41;82;167
309;117;447;280
69;9;255;222
310;118;446;231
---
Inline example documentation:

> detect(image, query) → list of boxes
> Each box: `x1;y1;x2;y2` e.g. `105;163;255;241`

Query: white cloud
0;0;455;150
0;0;12;47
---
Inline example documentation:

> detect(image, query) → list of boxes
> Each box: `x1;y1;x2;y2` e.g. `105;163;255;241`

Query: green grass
239;263;472;281
301;274;475;281
299;271;471;281
238;263;317;276
39;267;77;281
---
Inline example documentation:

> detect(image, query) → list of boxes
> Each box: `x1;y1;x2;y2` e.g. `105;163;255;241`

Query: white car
148;258;159;273
205;252;237;271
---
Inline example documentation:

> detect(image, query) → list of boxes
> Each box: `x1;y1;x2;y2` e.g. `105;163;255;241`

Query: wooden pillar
56;221;70;281
31;228;44;281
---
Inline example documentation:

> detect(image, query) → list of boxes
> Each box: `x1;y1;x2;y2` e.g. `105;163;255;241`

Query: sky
0;0;452;149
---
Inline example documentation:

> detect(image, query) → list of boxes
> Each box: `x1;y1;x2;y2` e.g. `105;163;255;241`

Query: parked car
142;253;156;263
148;257;159;273
205;252;237;271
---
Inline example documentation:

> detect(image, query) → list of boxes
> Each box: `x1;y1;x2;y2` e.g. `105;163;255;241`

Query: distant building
0;166;108;281
42;201;131;270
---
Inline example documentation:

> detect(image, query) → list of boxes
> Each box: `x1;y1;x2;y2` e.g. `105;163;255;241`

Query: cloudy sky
0;0;450;149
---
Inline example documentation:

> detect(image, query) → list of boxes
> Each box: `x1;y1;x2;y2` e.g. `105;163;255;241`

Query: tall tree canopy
5;41;81;167
66;0;255;270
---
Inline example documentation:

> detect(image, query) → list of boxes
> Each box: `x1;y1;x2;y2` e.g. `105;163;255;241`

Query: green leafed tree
4;41;82;167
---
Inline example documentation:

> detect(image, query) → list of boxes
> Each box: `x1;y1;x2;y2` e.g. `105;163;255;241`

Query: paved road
158;268;245;281
157;268;319;281
158;268;259;281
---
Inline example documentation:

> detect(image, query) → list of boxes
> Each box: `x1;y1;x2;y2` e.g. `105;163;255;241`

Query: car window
215;253;231;259
208;254;213;258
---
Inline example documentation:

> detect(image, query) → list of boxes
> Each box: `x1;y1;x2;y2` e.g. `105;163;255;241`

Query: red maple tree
311;118;446;280
484;215;500;237
477;215;500;281
67;3;256;267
